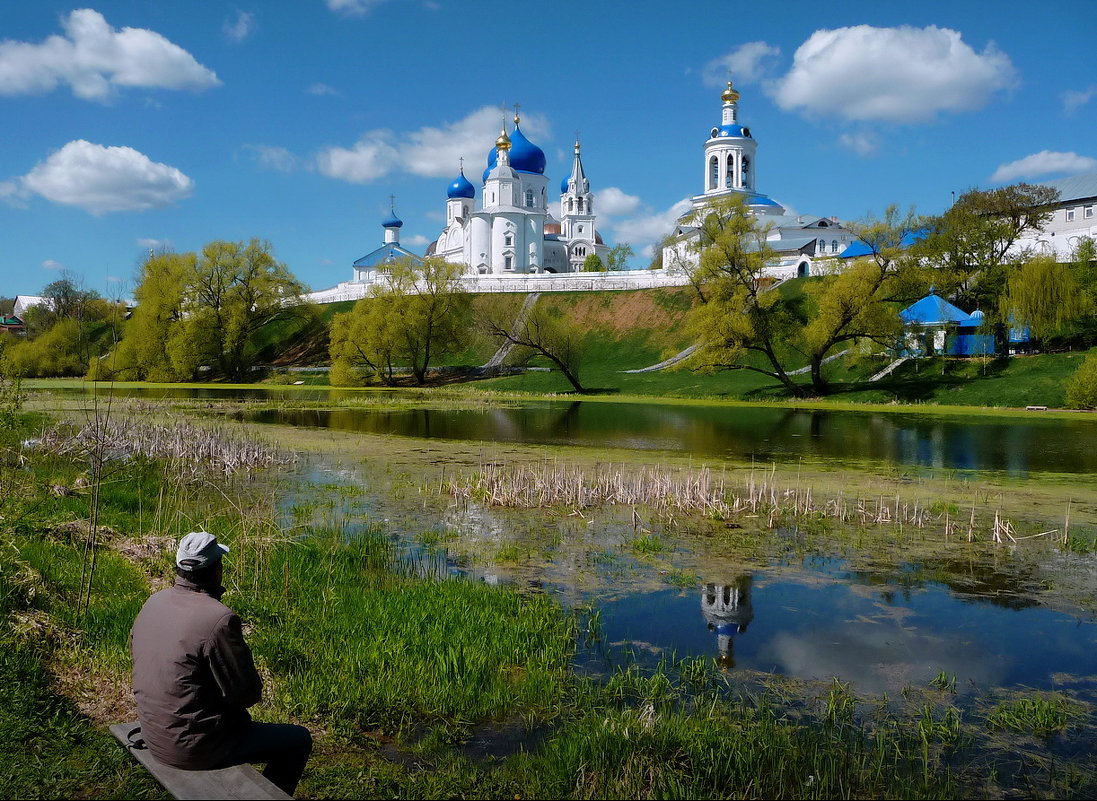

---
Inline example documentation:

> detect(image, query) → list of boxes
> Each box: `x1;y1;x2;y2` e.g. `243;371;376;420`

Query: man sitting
130;531;312;796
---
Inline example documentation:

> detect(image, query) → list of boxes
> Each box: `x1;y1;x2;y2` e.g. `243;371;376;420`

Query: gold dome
721;80;740;103
495;122;511;151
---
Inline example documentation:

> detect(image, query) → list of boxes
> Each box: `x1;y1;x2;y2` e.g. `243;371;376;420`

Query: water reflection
237;402;1097;476
701;578;754;668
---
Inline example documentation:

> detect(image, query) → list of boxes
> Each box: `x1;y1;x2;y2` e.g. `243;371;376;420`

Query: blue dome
382;209;403;228
483;123;546;180
560;175;570;194
447;170;475;199
711;124;752;139
748;195;780;207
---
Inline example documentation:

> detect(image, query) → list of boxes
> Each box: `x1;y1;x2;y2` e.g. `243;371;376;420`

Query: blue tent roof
900;293;973;326
840;229;927;258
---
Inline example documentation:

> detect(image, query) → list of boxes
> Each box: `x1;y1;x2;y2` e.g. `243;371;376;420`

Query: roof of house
840;229;928;259
352;243;423;269
1038;172;1097;204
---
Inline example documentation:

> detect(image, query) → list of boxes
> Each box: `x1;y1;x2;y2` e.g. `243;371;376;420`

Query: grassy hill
254;284;1089;409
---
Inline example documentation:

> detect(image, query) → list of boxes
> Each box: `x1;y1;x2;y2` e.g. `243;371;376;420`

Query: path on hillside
622;344;699;373
481;293;541;372
868;356;909;382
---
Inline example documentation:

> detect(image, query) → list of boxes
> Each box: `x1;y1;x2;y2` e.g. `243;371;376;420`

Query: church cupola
560;137;596;254
382;200;403;244
447;162;475;224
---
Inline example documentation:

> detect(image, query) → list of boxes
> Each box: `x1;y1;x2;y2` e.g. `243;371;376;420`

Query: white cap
175;531;229;571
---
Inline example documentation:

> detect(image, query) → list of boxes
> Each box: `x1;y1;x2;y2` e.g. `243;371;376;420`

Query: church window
588;197;593;212
725;156;732;188
578;225;584;233
709;156;718;190
831;240;838;253
577;198;584;213
741;156;751;186
568;198;574;212
504;233;513;247
525;189;534;207
504;255;513;270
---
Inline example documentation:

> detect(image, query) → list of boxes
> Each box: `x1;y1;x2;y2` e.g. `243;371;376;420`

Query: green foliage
1001;255;1087;341
329;257;470;386
986;695;1074;737
1066;352;1097;409
581;253;605;272
111;240;309;382
686;197;920;396
8;318;95;377
921;183;1060;311
606;243;634;271
481;298;586;391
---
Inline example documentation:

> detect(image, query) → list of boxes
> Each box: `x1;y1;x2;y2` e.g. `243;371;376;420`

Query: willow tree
112;240;308;382
480;299;585;392
330;257;469;386
686;196;921;396
1001;255;1087;344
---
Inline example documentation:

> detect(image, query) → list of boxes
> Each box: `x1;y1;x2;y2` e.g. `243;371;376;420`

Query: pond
241;399;1097;476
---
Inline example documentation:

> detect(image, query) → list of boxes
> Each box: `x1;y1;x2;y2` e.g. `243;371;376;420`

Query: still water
244;400;1097;476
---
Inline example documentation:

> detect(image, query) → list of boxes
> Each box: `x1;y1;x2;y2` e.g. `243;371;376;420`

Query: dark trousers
217;721;313;796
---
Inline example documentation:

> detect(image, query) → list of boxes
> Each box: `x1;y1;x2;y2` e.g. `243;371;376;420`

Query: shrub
1066;352;1097;409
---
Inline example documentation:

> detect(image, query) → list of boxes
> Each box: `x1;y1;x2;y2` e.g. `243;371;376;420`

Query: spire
570;137;588;193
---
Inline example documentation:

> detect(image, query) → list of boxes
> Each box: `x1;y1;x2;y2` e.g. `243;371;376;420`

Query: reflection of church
701;576;754;667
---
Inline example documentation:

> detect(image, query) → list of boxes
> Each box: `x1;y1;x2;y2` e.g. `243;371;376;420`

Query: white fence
303;270;693;305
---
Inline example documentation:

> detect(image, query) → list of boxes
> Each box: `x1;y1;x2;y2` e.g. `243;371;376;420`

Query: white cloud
19;140;194;214
223;10;256;43
326;0;389;16
404;234;430;247
241;144;297;172
703;42;782;86
315;106;551;184
837;131;880;157
771;25;1016;123
603;197;693;258
990;151;1097;183
307;82;340;96
136;237;171;250
314;133;399;183
0;8;220;101
1062;85;1097;115
597;186;642;217
42;259;64;270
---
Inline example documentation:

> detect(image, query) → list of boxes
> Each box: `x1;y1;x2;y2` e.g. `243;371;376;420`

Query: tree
686;196;921;396
606;243;634;271
329;257;469;386
110;251;195;381
481;298;585;392
582;253;605;272
1066;353;1097;409
1000;255;1086;344
922;183;1059;310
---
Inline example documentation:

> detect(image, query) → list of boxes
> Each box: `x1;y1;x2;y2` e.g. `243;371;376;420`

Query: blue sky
1;1;1094;297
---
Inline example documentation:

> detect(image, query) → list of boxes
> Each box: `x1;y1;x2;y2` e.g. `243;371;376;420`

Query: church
662;81;855;279
421;111;609;275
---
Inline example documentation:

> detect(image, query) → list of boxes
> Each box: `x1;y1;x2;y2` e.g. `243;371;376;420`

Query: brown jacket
130;574;263;769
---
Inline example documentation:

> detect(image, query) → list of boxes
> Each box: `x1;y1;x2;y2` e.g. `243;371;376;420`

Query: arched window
568;198;574;212
504;233;514;247
741;156;750;187
577;198;584;213
710;156;718;190
588;197;593;213
575;246;586;257
525;189;534;208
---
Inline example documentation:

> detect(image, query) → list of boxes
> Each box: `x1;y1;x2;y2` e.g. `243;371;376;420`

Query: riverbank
6;396;1097;797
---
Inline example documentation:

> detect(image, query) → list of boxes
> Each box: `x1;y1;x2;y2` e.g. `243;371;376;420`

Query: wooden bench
110;722;292;800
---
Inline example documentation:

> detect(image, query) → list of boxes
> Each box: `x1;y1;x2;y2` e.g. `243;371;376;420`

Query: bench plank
110;722;292;801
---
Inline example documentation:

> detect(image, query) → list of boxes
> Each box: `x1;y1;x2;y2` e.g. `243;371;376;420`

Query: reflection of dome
484;122;546;181
382;209;403;228
447;170;475;199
